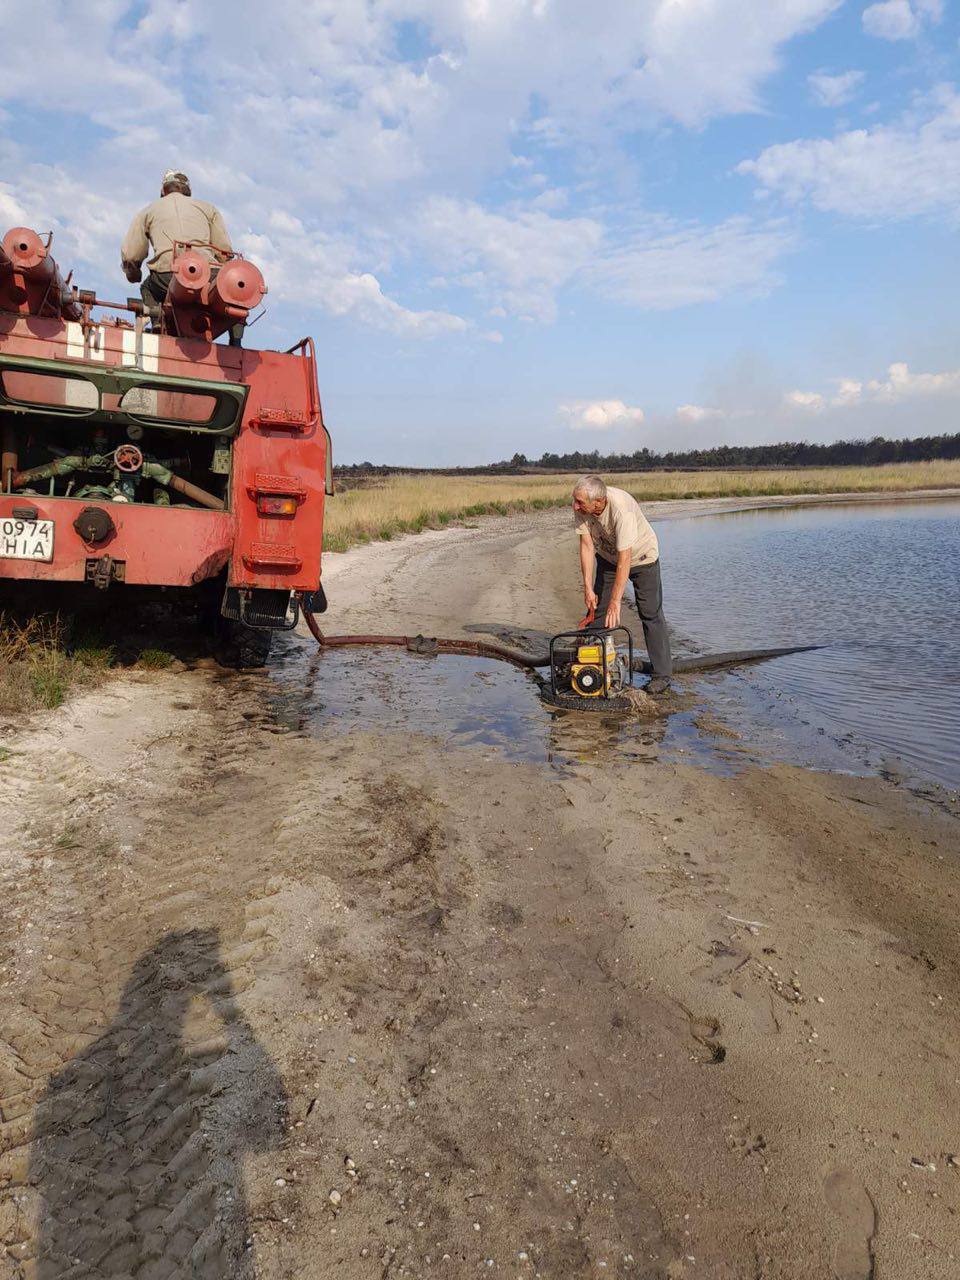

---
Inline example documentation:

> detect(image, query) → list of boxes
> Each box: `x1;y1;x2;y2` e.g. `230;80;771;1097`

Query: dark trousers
594;556;672;677
140;270;172;313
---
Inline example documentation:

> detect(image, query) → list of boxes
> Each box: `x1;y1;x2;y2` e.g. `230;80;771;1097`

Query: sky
1;0;959;465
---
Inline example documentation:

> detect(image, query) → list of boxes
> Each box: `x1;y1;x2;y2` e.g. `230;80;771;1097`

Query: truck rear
0;226;332;664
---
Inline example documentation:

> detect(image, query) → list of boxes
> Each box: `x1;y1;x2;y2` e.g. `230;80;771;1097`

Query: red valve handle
114;444;144;472
577;606;596;629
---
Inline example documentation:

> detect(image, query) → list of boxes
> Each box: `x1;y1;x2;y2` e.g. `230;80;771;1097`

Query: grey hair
573;474;607;501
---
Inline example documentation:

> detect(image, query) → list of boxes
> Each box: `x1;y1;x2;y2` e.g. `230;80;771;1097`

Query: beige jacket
574;486;660;567
120;192;233;274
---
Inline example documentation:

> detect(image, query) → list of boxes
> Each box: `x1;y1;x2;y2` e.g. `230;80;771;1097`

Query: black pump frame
548;625;634;700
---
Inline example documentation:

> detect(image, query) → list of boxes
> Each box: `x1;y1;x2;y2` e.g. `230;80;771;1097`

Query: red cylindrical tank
208;258;266;316
2;227;54;281
166;248;212;307
0;226;81;319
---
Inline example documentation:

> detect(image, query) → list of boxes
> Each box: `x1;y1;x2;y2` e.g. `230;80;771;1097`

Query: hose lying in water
300;606;819;677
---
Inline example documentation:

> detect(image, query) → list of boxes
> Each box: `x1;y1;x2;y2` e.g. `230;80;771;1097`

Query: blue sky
1;0;959;464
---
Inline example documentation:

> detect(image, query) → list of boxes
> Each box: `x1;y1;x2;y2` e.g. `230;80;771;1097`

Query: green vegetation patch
137;648;175;670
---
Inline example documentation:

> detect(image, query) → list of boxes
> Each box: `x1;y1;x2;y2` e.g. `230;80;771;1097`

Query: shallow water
269;641;727;775
659;499;960;793
270;497;960;795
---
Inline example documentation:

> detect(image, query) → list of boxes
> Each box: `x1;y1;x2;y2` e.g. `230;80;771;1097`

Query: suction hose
300;605;545;671
298;601;819;676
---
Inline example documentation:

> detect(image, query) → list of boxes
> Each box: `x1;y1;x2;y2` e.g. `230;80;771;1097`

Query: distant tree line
335;431;960;477
496;431;960;472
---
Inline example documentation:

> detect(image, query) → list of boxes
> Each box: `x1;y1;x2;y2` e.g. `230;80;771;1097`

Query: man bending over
573;474;672;695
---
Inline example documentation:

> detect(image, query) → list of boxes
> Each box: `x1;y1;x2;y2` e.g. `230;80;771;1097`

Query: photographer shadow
31;927;287;1277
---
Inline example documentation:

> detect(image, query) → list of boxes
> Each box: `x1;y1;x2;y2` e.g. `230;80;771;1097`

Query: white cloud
832;377;864;406
560;400;646;431
410;201;794;321
0;167;125;275
738;86;960;219
239;222;467;337
784;389;827;412
414;197;602;323
618;0;842;129
0;0;840;344
676;404;725;422
862;0;942;41
785;360;960;411
0;154;470;339
808;69;865;107
864;360;960;401
589;216;795;309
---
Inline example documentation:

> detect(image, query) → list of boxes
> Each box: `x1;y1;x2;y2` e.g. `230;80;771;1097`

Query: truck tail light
257;495;298;516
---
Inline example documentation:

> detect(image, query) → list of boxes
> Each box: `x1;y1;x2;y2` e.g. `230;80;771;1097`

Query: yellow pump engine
570;634;619;697
543;625;635;710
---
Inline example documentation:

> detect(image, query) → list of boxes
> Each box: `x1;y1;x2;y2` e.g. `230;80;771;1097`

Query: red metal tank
3;227;52;277
0;226;81;320
167;248;213;300
208;258;265;315
164;251;266;341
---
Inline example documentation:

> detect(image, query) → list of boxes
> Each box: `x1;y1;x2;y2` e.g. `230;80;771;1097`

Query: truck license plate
0;518;55;562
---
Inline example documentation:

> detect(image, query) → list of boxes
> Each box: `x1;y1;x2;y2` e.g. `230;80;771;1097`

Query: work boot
645;676;671;696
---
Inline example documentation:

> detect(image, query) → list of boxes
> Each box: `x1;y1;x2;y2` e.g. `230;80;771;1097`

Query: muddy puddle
267;635;737;775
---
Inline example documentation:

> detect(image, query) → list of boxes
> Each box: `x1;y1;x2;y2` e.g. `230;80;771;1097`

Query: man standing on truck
120;170;233;319
573;474;672;694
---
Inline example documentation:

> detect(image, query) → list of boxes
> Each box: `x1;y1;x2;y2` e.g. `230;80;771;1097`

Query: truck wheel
214;617;273;669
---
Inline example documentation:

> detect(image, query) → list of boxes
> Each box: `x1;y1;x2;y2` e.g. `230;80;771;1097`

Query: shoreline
314;486;959;806
323;482;960;553
320;483;960;577
2;491;958;1275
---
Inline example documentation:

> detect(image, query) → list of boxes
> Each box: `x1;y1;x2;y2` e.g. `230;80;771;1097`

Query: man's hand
605;598;622;629
123;262;142;284
584;585;598;614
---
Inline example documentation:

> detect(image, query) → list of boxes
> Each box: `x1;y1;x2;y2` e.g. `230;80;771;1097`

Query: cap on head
161;169;191;195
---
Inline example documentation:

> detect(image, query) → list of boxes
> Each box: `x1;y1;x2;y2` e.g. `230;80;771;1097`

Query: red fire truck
0;227;331;664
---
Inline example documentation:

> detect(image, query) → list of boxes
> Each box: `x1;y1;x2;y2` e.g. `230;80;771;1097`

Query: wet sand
1;497;958;1278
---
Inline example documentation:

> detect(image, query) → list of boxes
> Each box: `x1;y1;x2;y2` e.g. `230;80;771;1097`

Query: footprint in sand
823;1168;877;1279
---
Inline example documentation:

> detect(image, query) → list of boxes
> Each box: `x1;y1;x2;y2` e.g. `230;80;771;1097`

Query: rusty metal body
0;227;330;630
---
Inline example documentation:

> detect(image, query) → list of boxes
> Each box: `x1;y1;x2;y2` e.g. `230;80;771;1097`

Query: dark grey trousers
141;270;172;312
594;556;672;677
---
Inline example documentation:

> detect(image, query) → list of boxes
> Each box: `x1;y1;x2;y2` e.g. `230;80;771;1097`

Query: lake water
659;498;960;795
271;497;960;798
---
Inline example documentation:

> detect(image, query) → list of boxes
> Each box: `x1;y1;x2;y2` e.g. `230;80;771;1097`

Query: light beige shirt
121;192;233;273
574;486;659;567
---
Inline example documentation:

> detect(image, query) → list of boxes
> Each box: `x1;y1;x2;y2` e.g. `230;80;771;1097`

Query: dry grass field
323;459;960;551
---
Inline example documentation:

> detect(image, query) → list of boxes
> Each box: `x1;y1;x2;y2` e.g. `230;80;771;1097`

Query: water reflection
270;498;960;793
658;499;960;791
270;639;720;774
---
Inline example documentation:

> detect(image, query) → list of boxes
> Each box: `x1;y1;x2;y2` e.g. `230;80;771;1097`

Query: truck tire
214;617;273;669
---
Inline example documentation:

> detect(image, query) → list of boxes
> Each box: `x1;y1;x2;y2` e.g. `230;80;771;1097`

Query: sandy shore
317;486;960;643
1;495;958;1278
